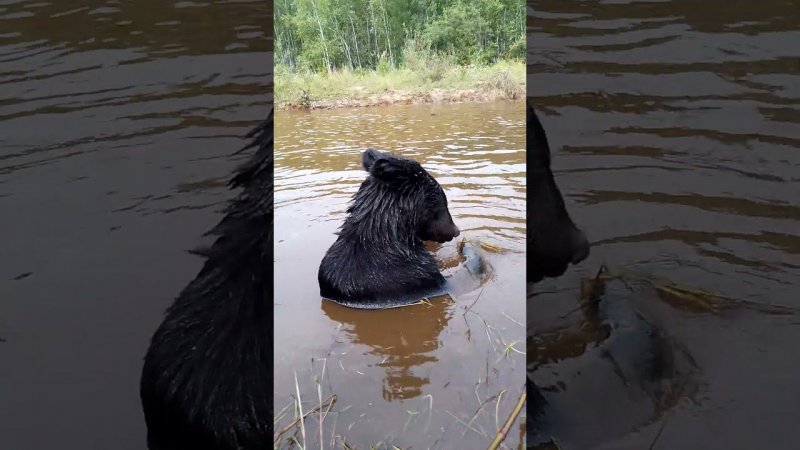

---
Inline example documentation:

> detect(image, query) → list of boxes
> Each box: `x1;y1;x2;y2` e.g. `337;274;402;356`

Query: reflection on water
322;296;453;401
275;101;526;448
0;1;269;449
529;0;800;448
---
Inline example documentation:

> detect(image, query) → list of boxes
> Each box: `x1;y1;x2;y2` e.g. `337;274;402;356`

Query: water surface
528;1;799;448
0;2;270;449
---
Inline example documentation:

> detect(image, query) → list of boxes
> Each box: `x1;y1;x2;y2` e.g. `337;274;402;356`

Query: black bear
527;101;590;282
140;110;274;450
318;148;461;309
527;100;591;446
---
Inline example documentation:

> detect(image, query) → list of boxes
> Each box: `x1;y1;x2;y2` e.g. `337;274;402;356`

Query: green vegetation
275;0;525;108
275;59;524;109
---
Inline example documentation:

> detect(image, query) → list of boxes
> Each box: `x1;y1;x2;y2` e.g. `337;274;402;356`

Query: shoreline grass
275;59;525;110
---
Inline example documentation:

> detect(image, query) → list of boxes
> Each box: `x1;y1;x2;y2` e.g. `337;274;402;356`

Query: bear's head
527;102;590;282
361;148;460;243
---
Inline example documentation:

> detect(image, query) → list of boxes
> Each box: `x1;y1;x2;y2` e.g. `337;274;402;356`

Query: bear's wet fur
140;110;274;450
318;148;460;309
527;101;590;282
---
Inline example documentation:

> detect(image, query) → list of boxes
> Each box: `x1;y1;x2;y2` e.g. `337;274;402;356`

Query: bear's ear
370;157;406;182
362;148;386;172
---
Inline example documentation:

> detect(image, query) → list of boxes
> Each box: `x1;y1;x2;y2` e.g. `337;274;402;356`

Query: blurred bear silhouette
140;110;274;450
527;101;590;282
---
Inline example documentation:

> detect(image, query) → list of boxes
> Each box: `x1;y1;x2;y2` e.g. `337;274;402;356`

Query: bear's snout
439;223;459;242
570;228;589;264
428;222;459;243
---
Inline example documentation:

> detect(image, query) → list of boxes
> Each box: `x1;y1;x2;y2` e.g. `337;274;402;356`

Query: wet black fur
140;110;274;450
527;101;590;283
318;149;459;308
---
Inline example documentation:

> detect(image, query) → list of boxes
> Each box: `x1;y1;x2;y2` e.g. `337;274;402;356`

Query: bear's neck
337;185;422;253
338;213;419;250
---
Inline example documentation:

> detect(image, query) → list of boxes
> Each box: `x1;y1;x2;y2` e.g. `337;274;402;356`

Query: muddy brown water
0;1;270;449
529;1;799;449
274;102;526;449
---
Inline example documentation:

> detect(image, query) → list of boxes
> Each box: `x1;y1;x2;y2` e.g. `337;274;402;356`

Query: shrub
401;37;454;83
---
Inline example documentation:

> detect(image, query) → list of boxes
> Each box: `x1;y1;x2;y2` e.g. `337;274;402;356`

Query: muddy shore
276;86;524;110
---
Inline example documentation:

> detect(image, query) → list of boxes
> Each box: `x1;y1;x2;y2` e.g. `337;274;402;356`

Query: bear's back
318;237;447;309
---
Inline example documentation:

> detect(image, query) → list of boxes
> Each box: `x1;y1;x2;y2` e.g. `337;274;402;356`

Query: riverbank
275;60;525;110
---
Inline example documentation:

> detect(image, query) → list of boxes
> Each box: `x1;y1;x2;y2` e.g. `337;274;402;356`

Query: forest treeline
275;0;525;73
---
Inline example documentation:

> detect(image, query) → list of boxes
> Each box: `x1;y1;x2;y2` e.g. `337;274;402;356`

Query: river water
528;1;799;448
0;1;270;449
274;101;526;449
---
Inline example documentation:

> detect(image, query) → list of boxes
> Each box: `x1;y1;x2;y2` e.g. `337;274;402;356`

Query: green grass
275;59;525;109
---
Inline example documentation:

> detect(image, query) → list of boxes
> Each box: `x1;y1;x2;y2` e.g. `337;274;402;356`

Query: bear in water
140;110;274;450
527;101;590;282
527;100;592;446
318;148;460;309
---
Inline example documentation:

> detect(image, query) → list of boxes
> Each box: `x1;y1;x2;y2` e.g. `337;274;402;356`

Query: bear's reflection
321;296;453;401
